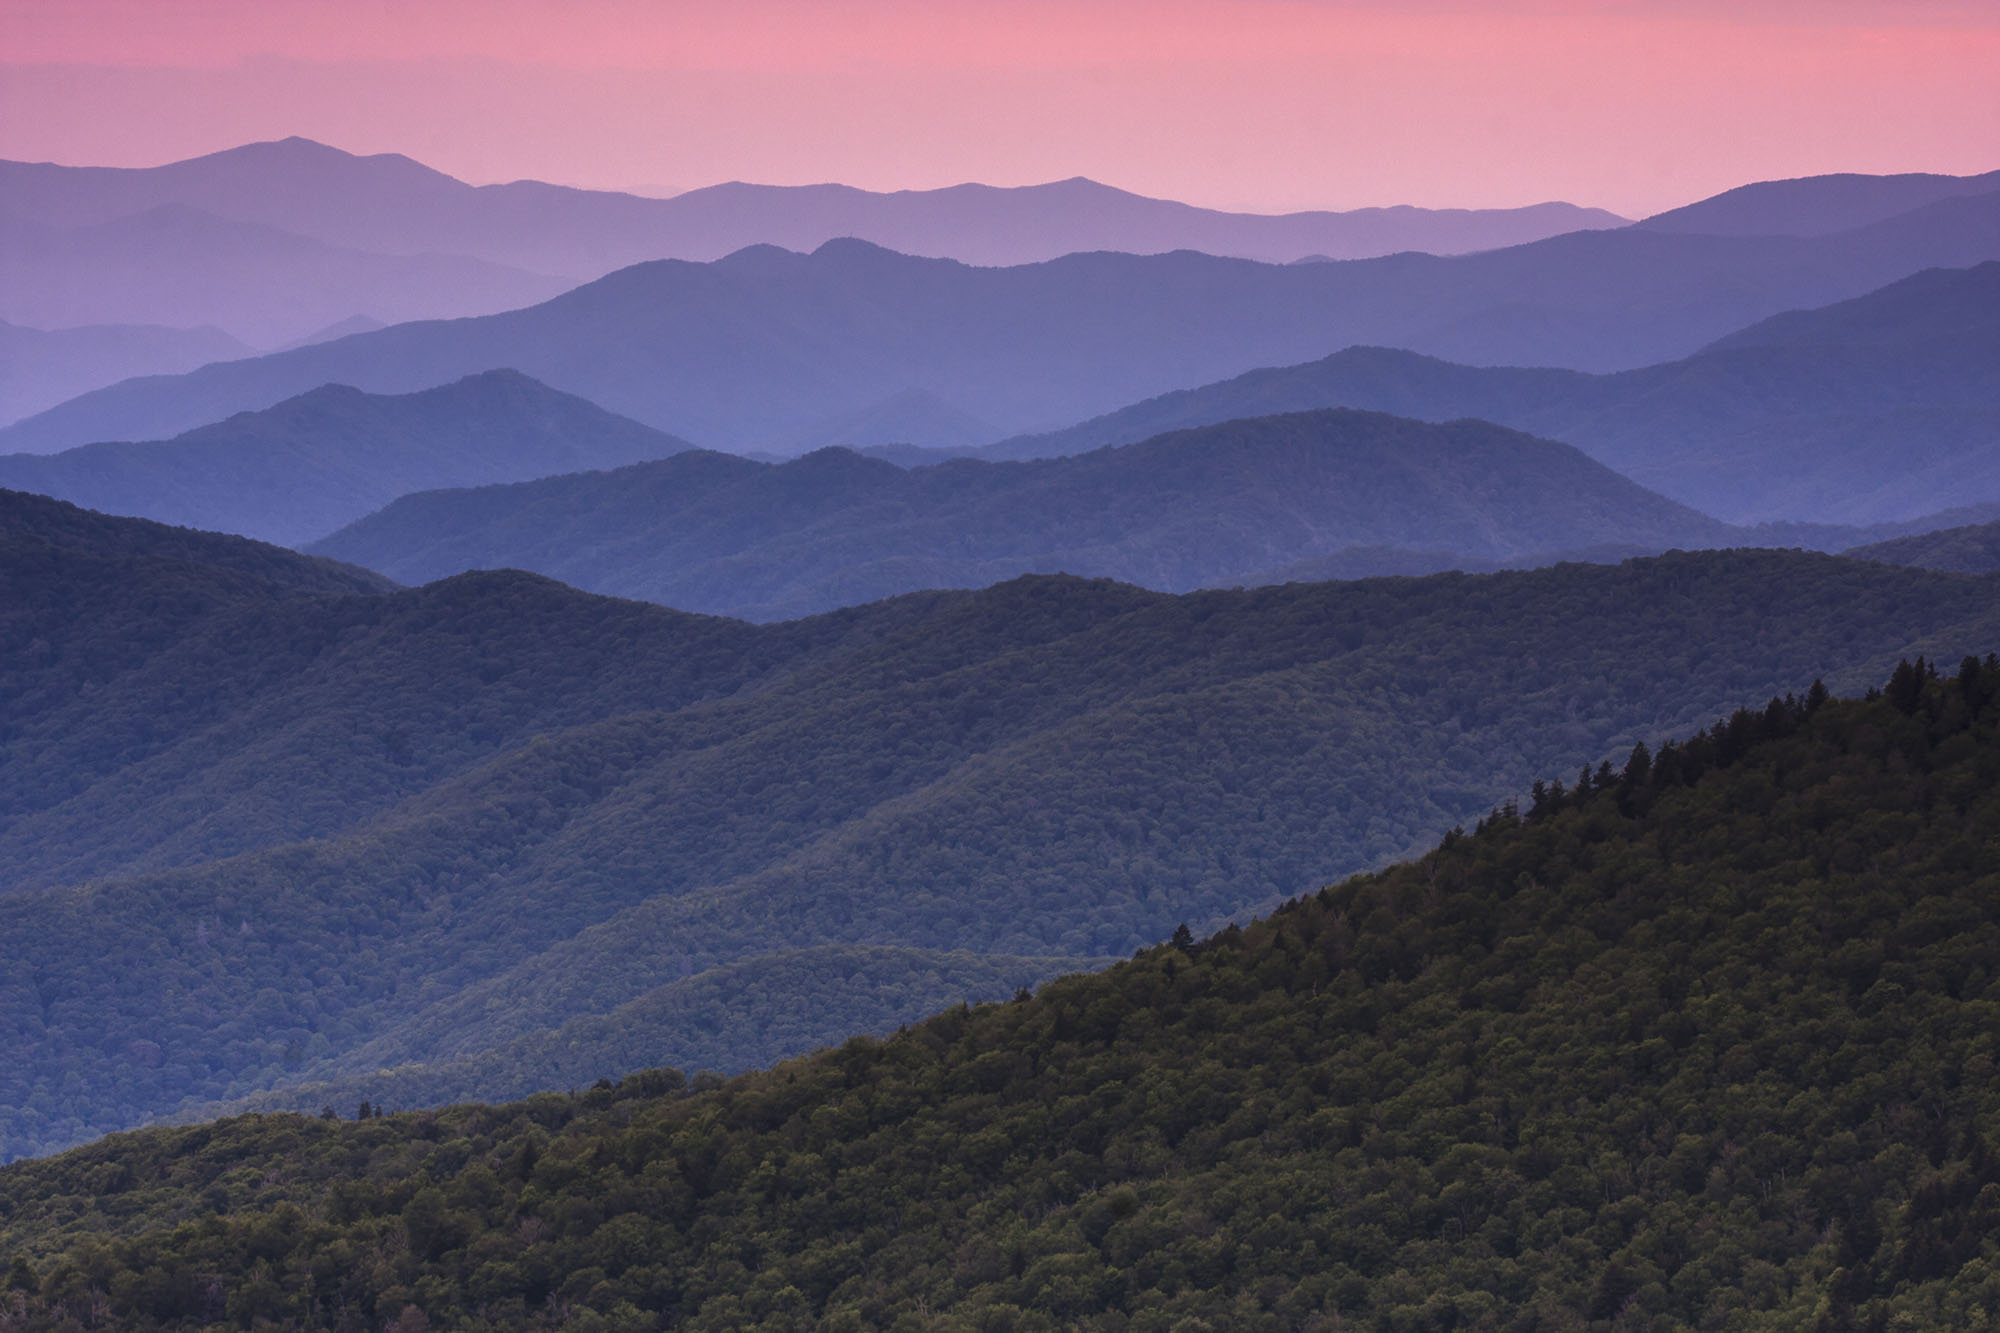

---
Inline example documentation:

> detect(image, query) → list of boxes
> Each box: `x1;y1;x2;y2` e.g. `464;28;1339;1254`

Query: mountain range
0;136;1621;398
0;371;693;546
6;119;2000;1331
306;409;1741;621
972;262;2000;524
0;136;1626;277
6;493;2000;1161
2;665;1996;1329
1;263;1988;588
6;178;1997;457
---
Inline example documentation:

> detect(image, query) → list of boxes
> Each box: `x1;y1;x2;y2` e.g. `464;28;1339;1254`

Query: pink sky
2;0;1995;215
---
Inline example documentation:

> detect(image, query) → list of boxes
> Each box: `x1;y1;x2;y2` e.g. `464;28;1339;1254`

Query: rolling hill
5;183;1998;457
5;493;2000;1160
0;370;695;546
308;409;1740;620
0;486;391;602
1;663;1996;1329
1845;519;2000;574
981;262;2000;525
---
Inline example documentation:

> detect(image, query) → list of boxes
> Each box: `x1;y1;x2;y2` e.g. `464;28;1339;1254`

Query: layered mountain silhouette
307;410;1739;620
0;370;693;546
980;263;2000;524
0;203;571;350
0;136;1625;276
0;316;249;428
6;182;1998;457
7;495;2000;1157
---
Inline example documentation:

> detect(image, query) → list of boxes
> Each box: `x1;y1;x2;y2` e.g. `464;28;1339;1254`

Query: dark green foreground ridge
4;661;1999;1330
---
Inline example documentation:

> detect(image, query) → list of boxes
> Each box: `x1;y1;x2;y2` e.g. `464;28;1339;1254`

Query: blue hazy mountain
307;410;1742;620
0;315;249;427
1633;167;2000;236
0;136;1626;275
0;370;694;546
978;263;2000;525
0;201;572;349
4;182;1997;458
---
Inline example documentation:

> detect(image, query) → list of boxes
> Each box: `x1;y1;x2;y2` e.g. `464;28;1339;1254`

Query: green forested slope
310;410;1738;621
198;947;1109;1122
2;664;1997;1329
6;528;2000;1160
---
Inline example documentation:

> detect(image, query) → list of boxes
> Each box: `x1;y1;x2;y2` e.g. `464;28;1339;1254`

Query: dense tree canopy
6;492;2000;1161
1;664;1997;1329
1846;519;2000;575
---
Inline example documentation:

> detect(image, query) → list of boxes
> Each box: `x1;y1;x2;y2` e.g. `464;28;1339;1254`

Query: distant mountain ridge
976;263;2000;525
0;136;1626;275
1635;167;2000;236
0;202;571;349
0;370;695;546
0;316;249;427
307;409;1741;620
6;185;1998;456
0;138;1631;418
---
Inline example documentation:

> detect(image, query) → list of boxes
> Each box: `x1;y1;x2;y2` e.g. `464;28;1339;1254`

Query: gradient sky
2;0;1995;216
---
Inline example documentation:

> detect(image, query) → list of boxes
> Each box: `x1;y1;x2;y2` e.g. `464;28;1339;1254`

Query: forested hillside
2;663;1996;1329
1846;520;2000;574
310;410;1737;620
204;946;1112;1122
6;488;2000;1160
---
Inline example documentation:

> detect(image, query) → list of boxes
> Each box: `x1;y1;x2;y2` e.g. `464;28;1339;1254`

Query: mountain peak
1636;166;2000;238
175;136;467;188
810;236;930;261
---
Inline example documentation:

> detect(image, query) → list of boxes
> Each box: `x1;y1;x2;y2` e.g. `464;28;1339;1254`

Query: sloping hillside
1;663;1996;1329
5;491;2000;1159
1845;520;2000;574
